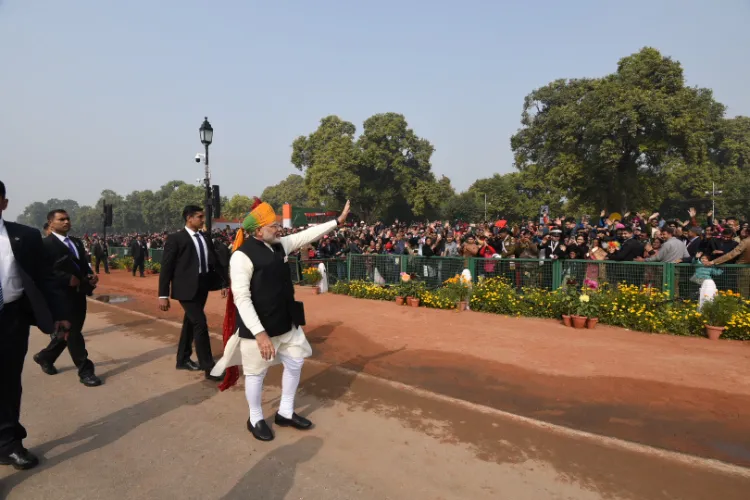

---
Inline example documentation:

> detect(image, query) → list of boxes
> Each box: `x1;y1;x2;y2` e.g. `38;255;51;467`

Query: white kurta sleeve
230;251;266;336
280;220;338;256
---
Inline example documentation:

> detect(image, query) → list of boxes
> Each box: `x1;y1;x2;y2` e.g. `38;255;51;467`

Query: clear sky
1;0;749;221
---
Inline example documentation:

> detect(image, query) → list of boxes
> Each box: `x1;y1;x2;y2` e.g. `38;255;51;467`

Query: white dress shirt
51;231;80;259
0;217;25;303
231;220;337;335
185;226;210;274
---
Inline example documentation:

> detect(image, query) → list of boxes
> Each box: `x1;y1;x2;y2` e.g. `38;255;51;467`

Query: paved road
97;271;750;468
1;303;749;499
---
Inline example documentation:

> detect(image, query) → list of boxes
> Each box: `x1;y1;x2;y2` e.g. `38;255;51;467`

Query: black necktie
194;233;207;274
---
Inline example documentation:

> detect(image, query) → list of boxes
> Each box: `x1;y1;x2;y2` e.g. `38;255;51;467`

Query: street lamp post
199;117;214;234
705;182;723;221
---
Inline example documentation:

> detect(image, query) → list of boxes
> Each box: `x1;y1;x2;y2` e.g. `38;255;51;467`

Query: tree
511;47;726;213
223;194;254;221
467;172;564;221
440;192;482;221
292;113;444;221
291;116;360;212
14;181;211;235
261;174;309;209
16;201;51;229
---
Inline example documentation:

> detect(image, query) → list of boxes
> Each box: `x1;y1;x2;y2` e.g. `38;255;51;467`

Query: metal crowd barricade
149;248;164;264
109;246;130;258
113;247;750;299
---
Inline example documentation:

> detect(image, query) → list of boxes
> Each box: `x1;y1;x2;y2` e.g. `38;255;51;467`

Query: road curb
87;297;750;478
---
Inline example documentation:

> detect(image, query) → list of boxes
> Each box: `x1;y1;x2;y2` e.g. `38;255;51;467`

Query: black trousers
177;280;214;371
35;294;95;377
95;256;109;274
0;300;32;454
132;258;145;276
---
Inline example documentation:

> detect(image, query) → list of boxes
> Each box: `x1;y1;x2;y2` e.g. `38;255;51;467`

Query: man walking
33;210;103;387
92;237;110;274
0;181;70;470
211;198;350;441
130;235;147;277
159;205;228;380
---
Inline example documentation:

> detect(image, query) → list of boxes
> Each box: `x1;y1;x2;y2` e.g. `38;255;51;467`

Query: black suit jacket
540;242;567;260
158;229;228;301
130;240;148;260
685;237;702;261
43;234;95;303
4;222;67;334
92;242;107;258
214;241;231;272
607;238;644;262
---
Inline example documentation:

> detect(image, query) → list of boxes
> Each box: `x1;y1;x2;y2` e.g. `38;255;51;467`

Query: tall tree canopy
291;113;444;221
466;172;565;221
223;195;255;221
261;174;310;209
16;181;209;235
511;47;727;213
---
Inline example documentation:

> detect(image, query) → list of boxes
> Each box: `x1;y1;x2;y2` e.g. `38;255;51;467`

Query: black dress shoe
80;374;103;387
176;360;201;371
247;419;274;441
32;354;58;375
205;371;224;382
0;448;39;470
274;412;312;430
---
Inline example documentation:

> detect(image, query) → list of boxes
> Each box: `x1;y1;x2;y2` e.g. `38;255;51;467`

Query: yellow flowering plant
302;267;322;286
327;274;750;340
421;288;457;310
332;280;398;301
443;274;471;302
575;293;594;317
701;291;743;328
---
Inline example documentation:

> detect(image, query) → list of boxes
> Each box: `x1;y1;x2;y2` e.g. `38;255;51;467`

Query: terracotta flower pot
705;325;724;341
313;286;321;295
571;315;587;329
395;296;405;306
562;314;572;327
457;301;468;311
586;317;599;329
407;297;420;308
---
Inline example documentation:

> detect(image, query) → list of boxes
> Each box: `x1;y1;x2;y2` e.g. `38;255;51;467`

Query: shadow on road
306;322;342;347
96;345;174;380
84;318;158;338
219;436;323;500
296;346;407;419
0;379;217;497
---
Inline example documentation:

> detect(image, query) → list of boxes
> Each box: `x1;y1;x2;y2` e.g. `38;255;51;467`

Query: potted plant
122;256;134;273
700;292;742;340
145;260;161;275
399;272;423;307
572;292;593;329
443;274;471;311
560;287;577;327
302;267;323;294
395;272;409;305
584;292;601;329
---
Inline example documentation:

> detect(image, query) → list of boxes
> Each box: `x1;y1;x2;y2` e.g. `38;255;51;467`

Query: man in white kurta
212;201;349;441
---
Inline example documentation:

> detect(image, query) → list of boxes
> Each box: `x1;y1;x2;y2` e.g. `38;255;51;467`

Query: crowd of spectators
80;208;750;296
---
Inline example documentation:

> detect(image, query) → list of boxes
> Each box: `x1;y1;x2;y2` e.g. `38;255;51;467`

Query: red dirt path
93;270;750;467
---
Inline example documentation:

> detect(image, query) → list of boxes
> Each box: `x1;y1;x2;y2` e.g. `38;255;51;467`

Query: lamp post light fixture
705;182;723;221
199;117;214;234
